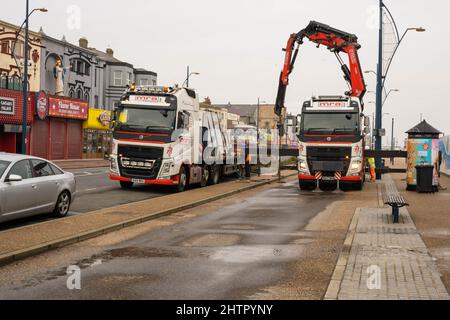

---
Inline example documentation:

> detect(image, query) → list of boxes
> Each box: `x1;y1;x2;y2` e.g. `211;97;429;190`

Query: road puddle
180;234;241;247
209;245;303;264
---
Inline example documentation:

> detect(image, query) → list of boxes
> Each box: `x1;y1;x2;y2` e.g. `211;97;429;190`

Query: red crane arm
275;21;366;115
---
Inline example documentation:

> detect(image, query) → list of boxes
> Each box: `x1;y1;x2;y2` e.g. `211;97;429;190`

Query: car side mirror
7;174;23;182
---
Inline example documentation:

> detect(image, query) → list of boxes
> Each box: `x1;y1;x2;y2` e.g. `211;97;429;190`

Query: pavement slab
331;175;450;300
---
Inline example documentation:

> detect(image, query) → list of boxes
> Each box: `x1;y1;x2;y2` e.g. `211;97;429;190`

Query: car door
30;159;59;214
0;160;36;220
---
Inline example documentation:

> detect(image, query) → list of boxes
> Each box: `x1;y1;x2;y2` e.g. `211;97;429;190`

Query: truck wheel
120;181;134;189
200;166;210;188
353;181;363;191
299;180;315;191
209;165;220;185
176;167;188;192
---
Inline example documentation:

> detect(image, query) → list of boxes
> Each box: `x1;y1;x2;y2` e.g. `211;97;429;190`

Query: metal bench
384;192;409;223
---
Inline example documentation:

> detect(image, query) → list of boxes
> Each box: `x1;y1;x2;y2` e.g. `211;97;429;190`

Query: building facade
0;20;43;93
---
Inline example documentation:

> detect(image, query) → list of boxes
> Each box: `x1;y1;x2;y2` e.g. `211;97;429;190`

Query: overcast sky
2;0;448;144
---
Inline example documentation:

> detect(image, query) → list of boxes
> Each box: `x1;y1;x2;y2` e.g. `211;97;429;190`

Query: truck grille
306;146;352;175
118;145;164;179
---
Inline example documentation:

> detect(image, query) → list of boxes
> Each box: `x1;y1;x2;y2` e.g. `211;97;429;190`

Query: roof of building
213;104;258;118
134;68;157;77
406;120;442;135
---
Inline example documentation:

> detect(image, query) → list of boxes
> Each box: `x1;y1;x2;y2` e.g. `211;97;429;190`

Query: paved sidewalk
53;159;110;170
0;171;296;266
327;175;449;300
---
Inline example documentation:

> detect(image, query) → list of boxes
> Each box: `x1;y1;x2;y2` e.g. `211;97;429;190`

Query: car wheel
54;191;71;218
177;166;188;193
120;181;134;189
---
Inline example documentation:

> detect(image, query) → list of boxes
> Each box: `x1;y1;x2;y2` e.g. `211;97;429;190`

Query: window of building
140;79;149;86
0;74;7;89
1;41;9;54
69;89;74;98
113;71;122;86
94;95;99;108
9;76;21;91
126;73;132;85
77;89;83;100
84;93;89;102
85;64;90;76
152;80;157;86
12;41;24;59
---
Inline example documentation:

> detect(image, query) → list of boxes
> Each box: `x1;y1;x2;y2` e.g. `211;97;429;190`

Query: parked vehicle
0;153;76;223
109;85;246;192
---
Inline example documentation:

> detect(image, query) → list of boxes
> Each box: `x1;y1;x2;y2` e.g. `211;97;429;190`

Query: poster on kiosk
406;139;440;187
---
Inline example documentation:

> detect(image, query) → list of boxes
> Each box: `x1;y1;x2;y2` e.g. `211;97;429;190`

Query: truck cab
297;96;370;191
109;85;243;192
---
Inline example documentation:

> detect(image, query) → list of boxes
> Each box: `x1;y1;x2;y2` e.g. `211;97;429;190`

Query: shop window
113;71;122;86
1;41;9;54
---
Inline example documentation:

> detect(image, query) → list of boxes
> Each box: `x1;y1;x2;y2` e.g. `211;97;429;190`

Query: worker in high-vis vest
368;157;376;182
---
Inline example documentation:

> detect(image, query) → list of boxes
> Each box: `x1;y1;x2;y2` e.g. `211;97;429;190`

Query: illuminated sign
127;95;170;106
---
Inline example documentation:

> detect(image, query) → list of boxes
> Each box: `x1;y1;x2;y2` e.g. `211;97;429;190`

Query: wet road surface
0;180;345;299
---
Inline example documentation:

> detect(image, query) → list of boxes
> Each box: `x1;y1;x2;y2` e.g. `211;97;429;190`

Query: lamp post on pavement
184;66;200;88
374;0;425;179
256;98;266;176
17;0;47;154
14;2;47;155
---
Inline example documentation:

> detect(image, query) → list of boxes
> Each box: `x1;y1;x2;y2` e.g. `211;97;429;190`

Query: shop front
82;108;112;159
0;88;33;154
31;93;88;160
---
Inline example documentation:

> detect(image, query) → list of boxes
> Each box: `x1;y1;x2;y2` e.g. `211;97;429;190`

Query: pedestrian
368;157;376;182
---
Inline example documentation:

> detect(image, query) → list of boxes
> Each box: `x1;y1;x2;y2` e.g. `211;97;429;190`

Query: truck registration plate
131;178;146;184
321;177;335;181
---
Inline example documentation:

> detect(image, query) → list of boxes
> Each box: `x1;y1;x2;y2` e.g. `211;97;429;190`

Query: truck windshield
0;160;10;178
302;112;359;134
116;106;176;133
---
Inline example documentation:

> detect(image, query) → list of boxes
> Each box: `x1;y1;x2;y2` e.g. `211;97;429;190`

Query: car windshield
116;106;176;133
302;112;360;134
0;160;11;178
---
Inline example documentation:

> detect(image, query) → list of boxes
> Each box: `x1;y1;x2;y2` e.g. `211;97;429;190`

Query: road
0;167;172;231
0;179;360;299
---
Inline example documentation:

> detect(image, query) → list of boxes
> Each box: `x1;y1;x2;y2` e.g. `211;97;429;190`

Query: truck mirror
364;116;370;127
364;127;370;135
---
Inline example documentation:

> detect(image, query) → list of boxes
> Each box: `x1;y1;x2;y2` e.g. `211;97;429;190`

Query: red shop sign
48;97;88;120
36;91;48;120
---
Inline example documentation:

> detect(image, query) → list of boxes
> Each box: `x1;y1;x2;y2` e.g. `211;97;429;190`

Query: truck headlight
298;159;308;172
161;162;172;175
350;160;362;171
110;157;119;173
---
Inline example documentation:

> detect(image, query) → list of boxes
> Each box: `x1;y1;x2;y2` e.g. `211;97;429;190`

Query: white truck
109;85;246;192
297;96;370;191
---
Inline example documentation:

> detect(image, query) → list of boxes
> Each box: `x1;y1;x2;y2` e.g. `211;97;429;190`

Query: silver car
0;153;76;223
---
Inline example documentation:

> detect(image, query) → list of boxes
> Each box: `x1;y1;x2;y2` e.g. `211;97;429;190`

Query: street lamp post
14;2;47;155
374;0;425;179
256;98;266;176
184;66;200;88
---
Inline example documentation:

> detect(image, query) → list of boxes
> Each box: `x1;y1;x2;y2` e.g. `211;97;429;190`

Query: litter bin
415;165;434;193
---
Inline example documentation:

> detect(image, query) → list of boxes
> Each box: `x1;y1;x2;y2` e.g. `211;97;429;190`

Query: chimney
106;48;114;57
79;37;88;49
